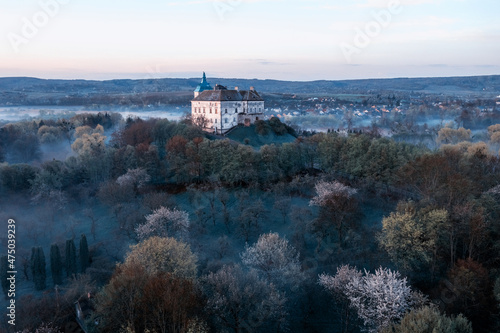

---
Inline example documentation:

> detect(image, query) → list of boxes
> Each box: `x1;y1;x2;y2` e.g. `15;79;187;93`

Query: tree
241;232;304;290
444;258;490;326
238;199;267;242
31;247;46;290
318;265;362;333
11;133;42;163
381;306;472;333
116;168;151;195
203;265;287;333
436;127;471;145
166;135;189;183
1;255;8;297
135;207;190;241
273;196;291;224
93;263;204;333
488;124;500;144
50;244;63;286
79;234;90;273
71;125;107;156
378;203;448;273
123;236;197;278
309;180;358;247
16;322;64;333
65;239;77;277
321;266;424;333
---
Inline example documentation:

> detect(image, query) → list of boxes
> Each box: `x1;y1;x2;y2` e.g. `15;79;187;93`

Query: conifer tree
50;244;63;285
31;247;46;290
65;239;77;277
0;256;8;297
79;234;90;273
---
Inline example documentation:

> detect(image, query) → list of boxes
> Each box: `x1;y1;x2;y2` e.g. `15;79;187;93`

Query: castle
191;72;264;135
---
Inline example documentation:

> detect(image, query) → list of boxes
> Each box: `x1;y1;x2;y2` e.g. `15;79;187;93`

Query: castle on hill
191;72;264;135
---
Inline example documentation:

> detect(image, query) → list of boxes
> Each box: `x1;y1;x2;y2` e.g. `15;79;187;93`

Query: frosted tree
135;207;189;241
309;181;358;207
309;180;358;247
320;266;425;333
241;232;304;289
319;265;362;333
116;168;151;194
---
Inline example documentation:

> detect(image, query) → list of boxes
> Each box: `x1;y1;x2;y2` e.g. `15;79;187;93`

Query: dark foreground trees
203;265;287;333
92;264;205;333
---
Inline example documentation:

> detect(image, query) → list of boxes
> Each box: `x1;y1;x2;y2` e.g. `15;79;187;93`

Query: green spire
194;72;213;93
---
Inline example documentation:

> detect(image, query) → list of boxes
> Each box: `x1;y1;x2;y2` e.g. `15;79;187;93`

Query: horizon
1;0;499;81
2;72;500;84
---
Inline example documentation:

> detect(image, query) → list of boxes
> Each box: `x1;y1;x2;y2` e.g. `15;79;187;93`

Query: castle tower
194;72;213;98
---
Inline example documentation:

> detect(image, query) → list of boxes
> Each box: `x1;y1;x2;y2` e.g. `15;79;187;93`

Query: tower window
235;108;238;113
225;109;227;113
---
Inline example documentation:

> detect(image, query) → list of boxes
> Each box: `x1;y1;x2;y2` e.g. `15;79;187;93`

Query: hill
226;124;297;148
0;75;499;107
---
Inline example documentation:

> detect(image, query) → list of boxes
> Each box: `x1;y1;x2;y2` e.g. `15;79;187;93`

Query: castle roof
192;89;263;102
194;72;213;93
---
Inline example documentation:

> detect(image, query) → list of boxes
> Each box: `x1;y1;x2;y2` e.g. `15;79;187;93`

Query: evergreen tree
50;244;63;285
31;247;46;290
1;255;8;297
65;239;77;277
79;234;90;273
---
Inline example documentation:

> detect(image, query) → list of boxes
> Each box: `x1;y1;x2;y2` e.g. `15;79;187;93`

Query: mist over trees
1;109;500;333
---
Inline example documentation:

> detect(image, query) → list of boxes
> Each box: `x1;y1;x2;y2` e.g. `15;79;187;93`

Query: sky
0;0;499;81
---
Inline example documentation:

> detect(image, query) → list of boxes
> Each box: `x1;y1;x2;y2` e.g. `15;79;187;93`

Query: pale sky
0;0;499;81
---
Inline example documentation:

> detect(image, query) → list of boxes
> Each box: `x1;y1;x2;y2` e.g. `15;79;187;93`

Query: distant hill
0;75;499;106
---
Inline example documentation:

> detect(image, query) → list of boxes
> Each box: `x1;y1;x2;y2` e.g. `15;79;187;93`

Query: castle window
233;117;236;122
235;108;238;113
210;108;212;114
225;118;228;123
225;109;227;113
215;109;218;114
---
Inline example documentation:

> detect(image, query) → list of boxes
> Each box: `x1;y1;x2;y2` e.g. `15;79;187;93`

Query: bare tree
309;180;358;248
203;265;288;333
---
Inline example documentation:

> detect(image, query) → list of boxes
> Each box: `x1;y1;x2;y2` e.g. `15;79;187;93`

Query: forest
1;110;500;333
